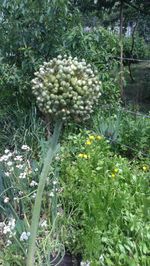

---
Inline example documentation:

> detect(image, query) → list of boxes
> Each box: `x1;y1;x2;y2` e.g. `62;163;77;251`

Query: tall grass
0;105;45;153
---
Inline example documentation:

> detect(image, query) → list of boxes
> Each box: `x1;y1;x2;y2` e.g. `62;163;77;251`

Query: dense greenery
93;106;150;158
60;131;150;265
0;0;150;265
0;120;149;265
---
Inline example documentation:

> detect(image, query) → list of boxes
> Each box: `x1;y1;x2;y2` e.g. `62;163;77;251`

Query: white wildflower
14;197;19;201
16;164;24;169
5;172;10;177
53;180;57;185
9;167;14;172
55;155;60;161
4;197;10;203
30;180;38;187
3;218;16;234
21;145;30;151
8;218;16;230
34;168;38;172
0;155;9;162
19;172;26;179
3;225;11;234
18;191;23;196
8;152;13;157
26;166;32;174
5;149;10;154
31;192;36;198
20;231;30;241
50;192;55;197
7;152;13;158
6;239;12;246
7;161;13;166
40;220;47;228
14;155;23;161
9;230;16;237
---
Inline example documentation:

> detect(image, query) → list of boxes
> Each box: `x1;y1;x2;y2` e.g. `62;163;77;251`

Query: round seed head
32;55;102;121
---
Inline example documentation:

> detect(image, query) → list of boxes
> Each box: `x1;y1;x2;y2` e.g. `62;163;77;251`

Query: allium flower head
32;55;102;121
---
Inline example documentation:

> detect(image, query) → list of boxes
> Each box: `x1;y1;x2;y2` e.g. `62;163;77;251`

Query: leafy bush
123;35;150;60
58;26;121;106
93;106;150;158
118;113;150;158
0;0;74;107
59;131;150;265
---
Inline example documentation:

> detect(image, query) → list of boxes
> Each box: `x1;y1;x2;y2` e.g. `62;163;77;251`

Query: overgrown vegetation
0;0;150;265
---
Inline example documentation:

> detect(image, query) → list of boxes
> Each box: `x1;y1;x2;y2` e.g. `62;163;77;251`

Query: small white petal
5;149;10;154
30;180;38;187
4;197;9;203
5;172;10;177
7;161;13;166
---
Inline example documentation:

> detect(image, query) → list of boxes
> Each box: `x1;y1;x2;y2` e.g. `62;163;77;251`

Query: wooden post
119;0;124;99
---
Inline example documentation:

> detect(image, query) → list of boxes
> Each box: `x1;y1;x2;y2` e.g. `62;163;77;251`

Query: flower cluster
32;55;102;121
20;231;30;241
78;153;89;159
77;134;103;159
111;167;119;178
85;134;103;145
0;146;32;180
3;218;16;235
0;145;39;204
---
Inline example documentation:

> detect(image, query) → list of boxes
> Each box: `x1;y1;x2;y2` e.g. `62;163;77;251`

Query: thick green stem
26;121;62;266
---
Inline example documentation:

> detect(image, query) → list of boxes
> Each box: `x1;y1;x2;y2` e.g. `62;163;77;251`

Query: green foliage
123;35;150;60
0;0;73;104
0;106;45;153
0;138;63;265
59;131;150;265
57;25;121;105
93;106;150;158
58;26;119;65
117;113;150;158
0;0;121;109
0;109;150;265
0;0;150;264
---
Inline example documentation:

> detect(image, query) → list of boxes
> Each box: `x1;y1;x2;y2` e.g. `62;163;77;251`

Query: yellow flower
95;135;103;140
83;154;88;159
85;140;92;145
142;165;149;172
114;168;119;173
78;153;88;159
78;153;84;158
111;173;116;178
89;135;95;140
